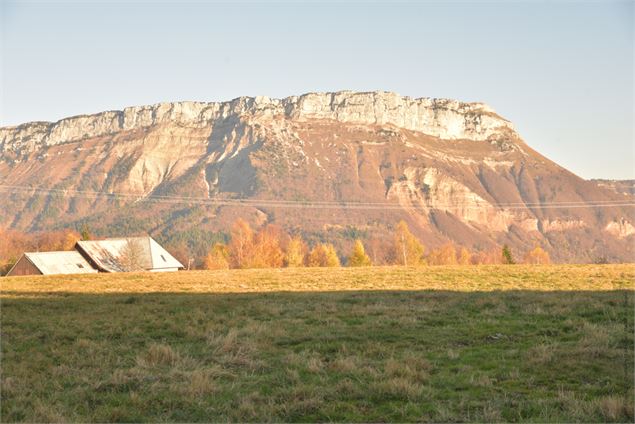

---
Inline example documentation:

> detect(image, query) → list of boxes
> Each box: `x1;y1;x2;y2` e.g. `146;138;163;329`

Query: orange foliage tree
228;220;285;269
392;220;425;266
524;245;551;264
228;219;255;268
204;243;230;270
458;247;472;265
308;243;340;267
0;228;81;275
252;224;285;268
473;247;503;265
427;243;458;265
348;240;372;267
285;236;307;267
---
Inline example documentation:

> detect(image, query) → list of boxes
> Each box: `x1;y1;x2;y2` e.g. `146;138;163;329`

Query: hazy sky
1;0;633;179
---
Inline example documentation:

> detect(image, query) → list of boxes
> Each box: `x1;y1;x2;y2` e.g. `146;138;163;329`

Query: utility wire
1;184;633;211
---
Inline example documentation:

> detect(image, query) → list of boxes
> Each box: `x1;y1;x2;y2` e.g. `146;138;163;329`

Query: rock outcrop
0;91;515;158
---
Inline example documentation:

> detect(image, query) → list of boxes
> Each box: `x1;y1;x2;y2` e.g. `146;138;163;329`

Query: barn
6;251;98;276
75;236;184;272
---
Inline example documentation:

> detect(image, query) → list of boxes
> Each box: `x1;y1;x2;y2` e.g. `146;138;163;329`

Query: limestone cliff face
0;90;633;263
0;91;515;158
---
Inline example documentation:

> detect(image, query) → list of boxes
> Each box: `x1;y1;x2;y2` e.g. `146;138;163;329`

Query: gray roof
23;251;98;275
76;236;184;272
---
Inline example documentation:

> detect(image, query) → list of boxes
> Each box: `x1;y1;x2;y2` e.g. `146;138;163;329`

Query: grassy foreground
1;265;634;422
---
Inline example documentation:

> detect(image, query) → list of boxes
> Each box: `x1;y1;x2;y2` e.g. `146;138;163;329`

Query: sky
1;0;633;180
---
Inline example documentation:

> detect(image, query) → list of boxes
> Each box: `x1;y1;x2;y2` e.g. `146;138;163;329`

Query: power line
1;183;633;211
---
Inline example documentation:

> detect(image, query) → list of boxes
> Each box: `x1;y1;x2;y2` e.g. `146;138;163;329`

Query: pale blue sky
1;0;633;179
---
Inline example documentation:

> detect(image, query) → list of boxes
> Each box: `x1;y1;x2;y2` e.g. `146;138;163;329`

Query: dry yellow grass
1;264;633;295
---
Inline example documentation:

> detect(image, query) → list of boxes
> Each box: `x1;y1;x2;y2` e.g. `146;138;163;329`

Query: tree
501;244;515;265
348;240;371;267
524;245;550;265
393;220;425;266
323;244;341;267
229;218;255;268
473;248;502;265
62;230;80;250
166;241;191;269
428;243;458;265
368;237;389;265
80;224;92;241
204;243;230;269
458;247;472;265
308;243;340;267
285;236;307;267
119;238;145;272
252;224;284;268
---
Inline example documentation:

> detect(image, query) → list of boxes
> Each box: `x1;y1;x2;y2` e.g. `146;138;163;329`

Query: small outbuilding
6;251;99;276
75;236;184;272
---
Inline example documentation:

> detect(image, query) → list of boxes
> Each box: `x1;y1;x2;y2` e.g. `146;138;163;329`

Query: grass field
1;265;634;422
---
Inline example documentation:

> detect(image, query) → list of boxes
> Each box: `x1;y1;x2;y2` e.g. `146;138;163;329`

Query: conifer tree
308;243;341;267
348;240;371;267
323;244;341;267
80;224;92;241
502;244;515;264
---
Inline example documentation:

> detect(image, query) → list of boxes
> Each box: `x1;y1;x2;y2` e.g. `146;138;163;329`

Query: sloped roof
76;236;183;272
23;251;98;275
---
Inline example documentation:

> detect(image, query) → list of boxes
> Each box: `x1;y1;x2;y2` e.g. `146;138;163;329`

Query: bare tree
119;238;145;272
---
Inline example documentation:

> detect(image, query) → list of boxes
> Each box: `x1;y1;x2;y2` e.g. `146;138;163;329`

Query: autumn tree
204;243;230;269
367;237;390;265
228;218;255;268
348;240;372;267
458;247;472;265
252;224;284;268
501;245;515;264
308;243;340;267
473;248;503;265
285;236;307;267
427;243;458;265
393;220;425;266
62;230;81;250
227;220;287;268
524;245;551;265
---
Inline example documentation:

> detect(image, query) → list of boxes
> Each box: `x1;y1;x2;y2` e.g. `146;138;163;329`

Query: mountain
592;179;635;196
1;91;633;263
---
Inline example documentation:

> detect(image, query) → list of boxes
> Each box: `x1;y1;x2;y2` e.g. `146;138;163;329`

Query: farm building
75;236;184;272
6;251;98;277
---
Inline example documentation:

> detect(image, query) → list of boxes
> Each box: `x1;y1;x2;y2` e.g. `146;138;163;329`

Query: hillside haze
1;91;633;262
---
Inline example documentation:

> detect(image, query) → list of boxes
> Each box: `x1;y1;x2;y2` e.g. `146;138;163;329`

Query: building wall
150;268;180;273
6;256;42;276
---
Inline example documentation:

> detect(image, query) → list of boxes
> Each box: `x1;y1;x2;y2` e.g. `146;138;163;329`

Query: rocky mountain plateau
1;91;633;262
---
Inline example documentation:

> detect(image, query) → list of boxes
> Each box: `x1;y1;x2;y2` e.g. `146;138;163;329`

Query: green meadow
1;265;633;422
